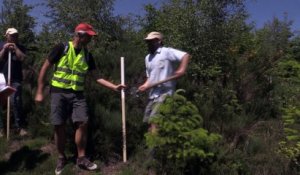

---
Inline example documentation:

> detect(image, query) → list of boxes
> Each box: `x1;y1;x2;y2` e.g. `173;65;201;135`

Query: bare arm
97;78;120;91
173;53;190;78
137;78;150;92
87;69;125;92
96;78;125;92
0;43;25;61
0;47;6;61
13;43;26;61
35;59;52;102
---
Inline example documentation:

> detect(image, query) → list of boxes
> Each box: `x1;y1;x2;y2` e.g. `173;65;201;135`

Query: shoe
76;156;97;170
55;157;67;175
19;128;28;136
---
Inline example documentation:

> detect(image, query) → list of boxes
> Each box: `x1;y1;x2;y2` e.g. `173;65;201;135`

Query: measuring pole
120;57;127;162
6;50;12;140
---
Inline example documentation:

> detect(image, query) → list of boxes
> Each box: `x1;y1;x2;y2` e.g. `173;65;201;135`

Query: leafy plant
275;52;300;172
145;90;221;174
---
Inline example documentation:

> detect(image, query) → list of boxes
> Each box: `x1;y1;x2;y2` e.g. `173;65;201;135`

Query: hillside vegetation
0;0;299;174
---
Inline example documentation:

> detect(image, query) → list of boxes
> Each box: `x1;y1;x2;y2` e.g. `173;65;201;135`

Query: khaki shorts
50;92;89;125
143;94;168;123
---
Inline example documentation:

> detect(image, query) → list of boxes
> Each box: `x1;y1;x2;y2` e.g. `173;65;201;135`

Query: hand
34;93;44;104
138;84;148;92
114;84;126;92
4;43;16;51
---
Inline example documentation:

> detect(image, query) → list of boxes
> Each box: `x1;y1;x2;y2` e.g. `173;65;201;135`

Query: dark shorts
50;92;88;125
143;93;168;123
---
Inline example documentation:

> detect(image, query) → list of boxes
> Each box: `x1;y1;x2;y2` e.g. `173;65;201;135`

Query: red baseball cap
75;23;97;36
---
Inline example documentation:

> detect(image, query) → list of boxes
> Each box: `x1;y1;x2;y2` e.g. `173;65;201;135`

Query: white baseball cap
5;28;18;36
144;31;163;40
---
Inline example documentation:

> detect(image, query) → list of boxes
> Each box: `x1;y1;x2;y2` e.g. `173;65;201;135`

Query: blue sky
7;0;300;33
245;0;300;32
112;0;300;33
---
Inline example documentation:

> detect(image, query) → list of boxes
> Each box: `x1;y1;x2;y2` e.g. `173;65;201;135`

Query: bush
145;90;221;174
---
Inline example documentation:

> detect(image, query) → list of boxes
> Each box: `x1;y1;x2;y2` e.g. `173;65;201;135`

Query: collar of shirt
150;46;162;55
156;47;162;54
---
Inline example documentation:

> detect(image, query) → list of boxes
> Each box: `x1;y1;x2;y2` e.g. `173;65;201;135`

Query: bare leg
74;122;97;170
75;122;87;157
55;124;66;158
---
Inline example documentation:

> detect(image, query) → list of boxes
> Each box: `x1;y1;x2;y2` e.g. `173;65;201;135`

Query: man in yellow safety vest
35;23;125;175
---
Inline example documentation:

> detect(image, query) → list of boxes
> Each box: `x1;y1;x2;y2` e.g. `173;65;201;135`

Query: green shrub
145;90;221;174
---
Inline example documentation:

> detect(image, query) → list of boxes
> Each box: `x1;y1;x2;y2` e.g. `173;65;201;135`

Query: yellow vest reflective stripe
51;42;88;91
52;77;84;87
55;67;86;77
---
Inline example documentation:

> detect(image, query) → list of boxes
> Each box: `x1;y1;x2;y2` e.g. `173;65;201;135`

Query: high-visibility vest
51;41;88;91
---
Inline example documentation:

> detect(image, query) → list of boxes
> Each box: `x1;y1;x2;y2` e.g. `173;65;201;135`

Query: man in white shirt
138;31;190;133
